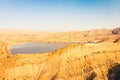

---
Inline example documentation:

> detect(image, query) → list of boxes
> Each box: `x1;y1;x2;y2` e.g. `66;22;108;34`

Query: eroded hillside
0;28;120;80
0;43;120;80
0;28;120;45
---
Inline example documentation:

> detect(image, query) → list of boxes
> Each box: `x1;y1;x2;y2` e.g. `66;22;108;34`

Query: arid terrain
0;28;120;80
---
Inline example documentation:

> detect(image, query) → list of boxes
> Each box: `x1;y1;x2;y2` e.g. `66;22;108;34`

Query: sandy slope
0;43;120;80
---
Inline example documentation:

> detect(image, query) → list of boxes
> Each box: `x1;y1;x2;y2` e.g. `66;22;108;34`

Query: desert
0;28;120;80
1;0;120;79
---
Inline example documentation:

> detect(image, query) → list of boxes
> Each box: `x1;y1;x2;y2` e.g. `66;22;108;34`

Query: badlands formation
0;28;120;80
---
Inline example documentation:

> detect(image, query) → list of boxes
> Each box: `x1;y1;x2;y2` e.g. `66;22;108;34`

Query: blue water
10;42;68;54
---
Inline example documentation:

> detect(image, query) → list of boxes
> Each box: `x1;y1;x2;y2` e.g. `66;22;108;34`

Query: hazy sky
0;0;120;31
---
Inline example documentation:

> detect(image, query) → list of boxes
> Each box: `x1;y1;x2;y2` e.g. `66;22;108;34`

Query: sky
0;0;120;31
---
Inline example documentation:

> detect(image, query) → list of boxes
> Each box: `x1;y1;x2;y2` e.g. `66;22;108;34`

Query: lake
10;42;68;54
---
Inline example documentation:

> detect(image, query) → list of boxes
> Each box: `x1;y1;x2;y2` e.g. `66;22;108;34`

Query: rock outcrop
113;37;120;43
112;28;120;34
107;63;120;80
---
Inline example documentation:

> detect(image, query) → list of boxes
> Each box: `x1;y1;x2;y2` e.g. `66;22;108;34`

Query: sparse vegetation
0;28;120;80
